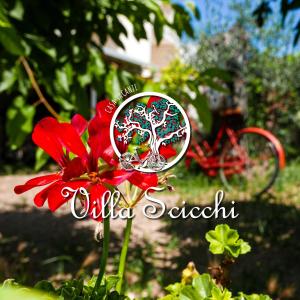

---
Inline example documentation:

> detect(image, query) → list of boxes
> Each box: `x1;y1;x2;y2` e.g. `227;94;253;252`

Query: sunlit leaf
6;96;35;150
34;148;49;171
9;0;24;21
205;224;251;258
105;66;120;99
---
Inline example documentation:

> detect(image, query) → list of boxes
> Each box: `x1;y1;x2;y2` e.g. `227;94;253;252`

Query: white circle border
109;92;191;173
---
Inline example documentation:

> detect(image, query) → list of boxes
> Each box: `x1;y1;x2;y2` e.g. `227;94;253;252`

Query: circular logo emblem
110;92;191;173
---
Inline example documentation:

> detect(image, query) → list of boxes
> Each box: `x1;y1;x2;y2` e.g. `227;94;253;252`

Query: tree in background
183;0;300;157
253;0;300;45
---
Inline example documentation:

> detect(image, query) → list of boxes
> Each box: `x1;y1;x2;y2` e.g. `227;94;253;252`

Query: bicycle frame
186;124;248;177
186;121;286;177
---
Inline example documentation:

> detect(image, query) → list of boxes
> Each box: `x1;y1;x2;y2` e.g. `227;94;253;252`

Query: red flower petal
95;99;116;123
88;99;117;167
101;146;119;166
14;173;61;194
159;144;177;158
86;183;109;222
127;172;158;190
147;96;161;107
71;114;88;136
32;118;66;166
32;117;88;166
101;169;132;186
114;126;128;154
47;180;89;212
34;181;61;207
55;123;88;160
62;157;86;181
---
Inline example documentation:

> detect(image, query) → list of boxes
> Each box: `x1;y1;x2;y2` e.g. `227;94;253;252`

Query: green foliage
18;275;126;300
187;23;300;158
155;59;230;132
0;224;270;300
6;96;35;150
160;225;269;300
161;273;230;300
253;0;300;45
0;275;129;300
0;3;25;56
205;224;251;258
0;0;197;153
235;293;272;300
0;279;57;300
160;272;271;300
34;148;49;171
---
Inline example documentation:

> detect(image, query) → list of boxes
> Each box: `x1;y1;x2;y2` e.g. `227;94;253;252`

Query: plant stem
20;56;61;120
92;208;110;296
116;213;133;294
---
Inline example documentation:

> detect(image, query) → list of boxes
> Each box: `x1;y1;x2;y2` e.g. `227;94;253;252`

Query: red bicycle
186;108;286;196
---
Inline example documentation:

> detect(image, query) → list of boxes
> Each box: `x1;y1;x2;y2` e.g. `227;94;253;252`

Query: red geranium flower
14;100;158;222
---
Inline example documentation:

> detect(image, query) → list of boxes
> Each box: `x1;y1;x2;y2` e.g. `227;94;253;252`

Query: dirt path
0;173;181;297
1;174;300;299
0;173;179;242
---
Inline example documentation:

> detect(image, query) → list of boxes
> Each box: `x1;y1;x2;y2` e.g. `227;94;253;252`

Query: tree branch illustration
115;109;152;144
157;125;187;149
116;101;186;158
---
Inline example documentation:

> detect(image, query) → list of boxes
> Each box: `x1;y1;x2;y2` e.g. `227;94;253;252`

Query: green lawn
167;160;300;205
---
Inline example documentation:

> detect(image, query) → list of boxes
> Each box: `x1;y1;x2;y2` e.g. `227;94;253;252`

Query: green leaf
34;281;56;294
210;286;233;300
235;292;272;300
0;27;25;55
71;85;90;118
165;282;183;296
55;69;70;93
105;275;120;291
179;286;202;300
160;295;175;300
0;3;11;27
202;68;231;82
0;69;17;93
238;239;251;255
6;96;35;150
172;4;194;38
0;3;25;55
34;148;49;171
202;77;229;93
2;279;19;288
54;96;74;111
9;0;24;21
205;224;251;258
192;274;214;299
186;2;201;20
0;284;58;300
15;64;30;95
105;66;120;99
78;73;92;88
154;15;164;44
58;279;83;298
24;34;56;58
143;81;161;92
193;92;212;132
88;47;105;77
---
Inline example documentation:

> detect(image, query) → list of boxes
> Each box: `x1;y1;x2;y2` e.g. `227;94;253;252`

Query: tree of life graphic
114;96;188;172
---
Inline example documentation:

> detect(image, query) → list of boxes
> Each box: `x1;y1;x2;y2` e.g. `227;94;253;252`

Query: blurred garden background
0;0;300;299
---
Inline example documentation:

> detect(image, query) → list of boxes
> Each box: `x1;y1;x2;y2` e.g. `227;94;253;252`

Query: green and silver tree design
115;98;187;170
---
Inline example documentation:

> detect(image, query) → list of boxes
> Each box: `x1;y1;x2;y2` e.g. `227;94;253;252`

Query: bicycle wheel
120;153;135;171
147;154;166;171
219;131;279;197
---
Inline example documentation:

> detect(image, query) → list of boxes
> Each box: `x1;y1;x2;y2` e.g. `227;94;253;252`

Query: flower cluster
14;100;159;221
